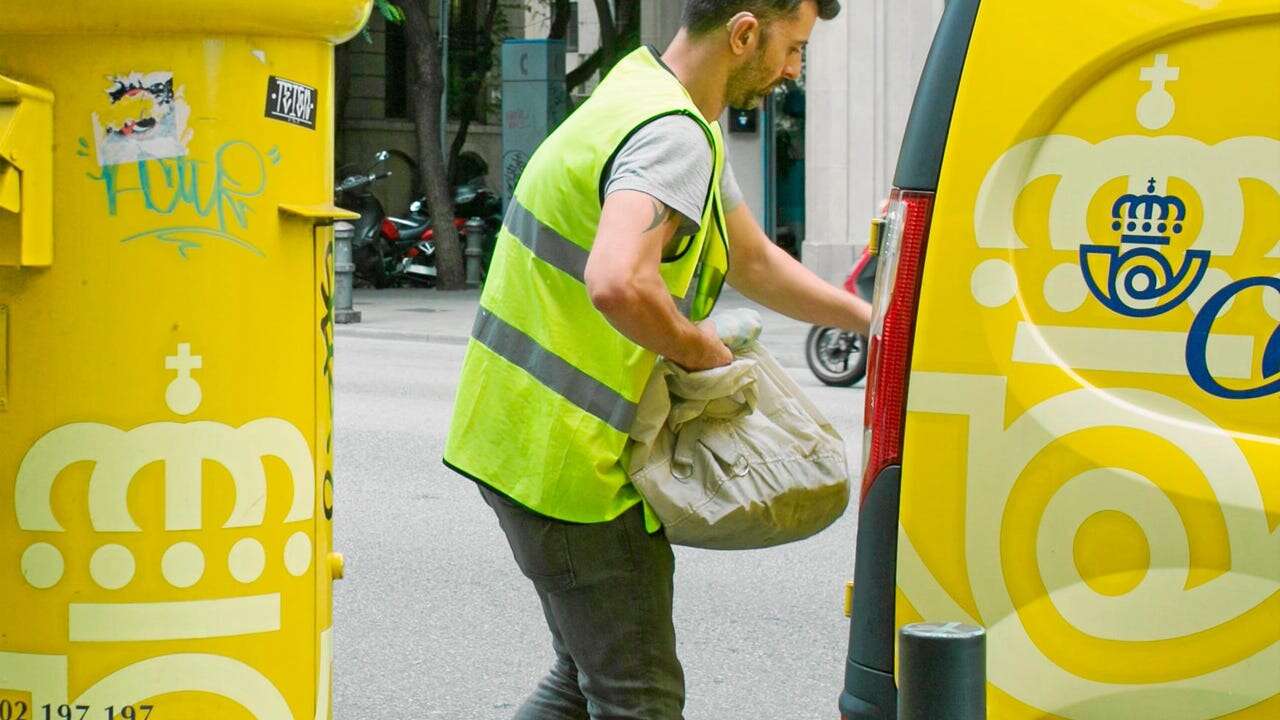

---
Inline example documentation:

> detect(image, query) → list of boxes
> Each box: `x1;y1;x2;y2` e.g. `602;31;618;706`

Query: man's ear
726;11;761;55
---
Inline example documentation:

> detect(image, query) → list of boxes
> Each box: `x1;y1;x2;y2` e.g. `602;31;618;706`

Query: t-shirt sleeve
603;116;715;237
720;158;745;213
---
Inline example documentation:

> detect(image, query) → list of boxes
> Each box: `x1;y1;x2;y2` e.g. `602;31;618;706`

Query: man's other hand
677;319;733;371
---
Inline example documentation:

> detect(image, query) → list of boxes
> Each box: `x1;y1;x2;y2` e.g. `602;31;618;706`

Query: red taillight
406;246;421;258
381;218;400;241
860;188;935;500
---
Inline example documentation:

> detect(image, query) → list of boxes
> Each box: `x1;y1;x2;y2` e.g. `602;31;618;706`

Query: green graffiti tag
84;139;281;258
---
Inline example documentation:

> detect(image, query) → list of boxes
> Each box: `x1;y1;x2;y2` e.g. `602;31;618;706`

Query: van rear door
844;1;1280;719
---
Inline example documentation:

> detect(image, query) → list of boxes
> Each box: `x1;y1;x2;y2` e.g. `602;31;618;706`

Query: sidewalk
334;286;813;368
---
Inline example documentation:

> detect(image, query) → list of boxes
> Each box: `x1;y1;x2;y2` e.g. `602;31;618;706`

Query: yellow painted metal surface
1;1;372;43
0;2;370;718
898;1;1280;718
0;304;7;411
0;74;54;266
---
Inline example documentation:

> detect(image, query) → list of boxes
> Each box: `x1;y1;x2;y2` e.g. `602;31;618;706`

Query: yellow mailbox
1;2;369;718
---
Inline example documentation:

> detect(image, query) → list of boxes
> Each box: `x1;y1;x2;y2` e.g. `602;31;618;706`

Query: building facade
803;0;946;283
336;0;946;287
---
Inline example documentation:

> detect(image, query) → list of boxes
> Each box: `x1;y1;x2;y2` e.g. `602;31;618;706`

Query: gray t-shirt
603;115;745;239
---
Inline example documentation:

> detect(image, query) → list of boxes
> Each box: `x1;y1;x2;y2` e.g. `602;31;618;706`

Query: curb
334;328;471;346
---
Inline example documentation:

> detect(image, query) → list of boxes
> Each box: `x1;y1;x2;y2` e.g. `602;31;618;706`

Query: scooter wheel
805;325;867;387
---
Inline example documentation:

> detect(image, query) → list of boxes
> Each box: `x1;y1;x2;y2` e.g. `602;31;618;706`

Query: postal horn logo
974;53;1280;401
1079;177;1209;319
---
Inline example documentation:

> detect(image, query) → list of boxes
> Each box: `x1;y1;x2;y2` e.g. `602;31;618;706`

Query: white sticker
92;71;193;167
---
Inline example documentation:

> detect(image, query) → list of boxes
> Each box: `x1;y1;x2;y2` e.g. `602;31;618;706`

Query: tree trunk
610;0;641;73
593;0;617;72
566;47;605;91
401;0;467;290
547;0;572;40
564;0;640;93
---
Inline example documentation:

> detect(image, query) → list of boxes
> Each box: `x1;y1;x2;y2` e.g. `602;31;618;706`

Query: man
444;1;867;717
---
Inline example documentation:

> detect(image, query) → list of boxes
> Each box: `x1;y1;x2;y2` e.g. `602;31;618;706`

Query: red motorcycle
804;247;877;387
379;179;502;287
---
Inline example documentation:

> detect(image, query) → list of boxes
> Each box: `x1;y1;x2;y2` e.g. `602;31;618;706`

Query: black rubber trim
839;465;902;719
892;0;982;190
596;109;716;211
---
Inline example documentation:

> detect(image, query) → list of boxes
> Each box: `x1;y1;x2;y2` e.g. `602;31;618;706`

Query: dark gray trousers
479;485;685;720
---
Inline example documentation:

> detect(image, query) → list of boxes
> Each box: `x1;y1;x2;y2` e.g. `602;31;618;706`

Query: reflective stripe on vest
505;198;589;282
471;307;638;433
503;197;699;310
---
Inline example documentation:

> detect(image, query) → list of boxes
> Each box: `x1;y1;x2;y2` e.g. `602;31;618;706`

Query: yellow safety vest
444;46;730;531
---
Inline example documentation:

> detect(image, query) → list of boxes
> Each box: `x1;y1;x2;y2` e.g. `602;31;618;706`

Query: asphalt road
331;305;867;719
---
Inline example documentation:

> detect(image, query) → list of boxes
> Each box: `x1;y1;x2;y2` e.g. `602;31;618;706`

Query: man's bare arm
585;191;732;371
723;203;872;336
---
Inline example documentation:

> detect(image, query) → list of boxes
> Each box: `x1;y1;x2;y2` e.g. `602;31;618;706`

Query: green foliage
445;2;511;124
359;0;403;43
375;0;405;24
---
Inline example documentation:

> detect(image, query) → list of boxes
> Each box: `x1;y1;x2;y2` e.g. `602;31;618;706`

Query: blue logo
1080;178;1209;317
1186;276;1280;400
1081;177;1279;399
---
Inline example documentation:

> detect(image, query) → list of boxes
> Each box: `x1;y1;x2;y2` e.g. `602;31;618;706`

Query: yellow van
841;1;1279;718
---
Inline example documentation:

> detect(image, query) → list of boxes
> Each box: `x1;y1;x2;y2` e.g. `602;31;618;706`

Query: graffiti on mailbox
81;137;282;258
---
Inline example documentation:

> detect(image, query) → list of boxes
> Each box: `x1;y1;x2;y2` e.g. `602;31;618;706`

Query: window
385;19;409;119
567;2;580;53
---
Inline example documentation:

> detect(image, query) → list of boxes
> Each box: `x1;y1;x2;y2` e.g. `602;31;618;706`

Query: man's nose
782;58;802;81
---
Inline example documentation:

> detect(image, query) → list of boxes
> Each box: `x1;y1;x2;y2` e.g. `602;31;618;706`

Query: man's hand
585;191;732;370
682;319;733;371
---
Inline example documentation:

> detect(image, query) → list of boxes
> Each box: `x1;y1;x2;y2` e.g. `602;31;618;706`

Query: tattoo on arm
644;199;674;233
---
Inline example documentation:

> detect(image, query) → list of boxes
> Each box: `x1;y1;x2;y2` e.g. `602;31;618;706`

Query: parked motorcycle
379;209;442;288
805;247;878;387
335;150;394;287
386;178;503;285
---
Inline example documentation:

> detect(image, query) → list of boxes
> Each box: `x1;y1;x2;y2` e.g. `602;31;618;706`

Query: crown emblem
1111;177;1186;246
6;344;323;715
1080;175;1209;318
15;344;315;633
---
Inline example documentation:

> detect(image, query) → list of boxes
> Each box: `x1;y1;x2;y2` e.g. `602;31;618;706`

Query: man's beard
726;51;778;109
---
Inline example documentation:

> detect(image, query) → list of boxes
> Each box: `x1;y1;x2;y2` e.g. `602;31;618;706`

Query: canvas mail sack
627;310;850;550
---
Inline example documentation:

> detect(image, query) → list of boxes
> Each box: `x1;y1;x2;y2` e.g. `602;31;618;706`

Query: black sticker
265;76;317;129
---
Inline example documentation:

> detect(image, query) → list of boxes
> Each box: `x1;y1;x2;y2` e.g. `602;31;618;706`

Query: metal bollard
334;221;361;324
464;216;487;288
898;622;986;720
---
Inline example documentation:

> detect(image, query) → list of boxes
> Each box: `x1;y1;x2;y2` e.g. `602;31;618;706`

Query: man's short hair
682;0;841;36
